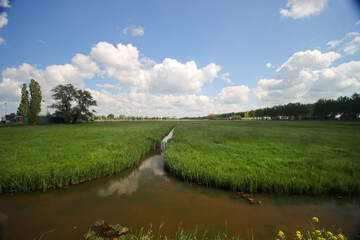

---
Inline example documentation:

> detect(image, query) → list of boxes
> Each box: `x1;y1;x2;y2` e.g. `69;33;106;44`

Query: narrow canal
0;129;359;239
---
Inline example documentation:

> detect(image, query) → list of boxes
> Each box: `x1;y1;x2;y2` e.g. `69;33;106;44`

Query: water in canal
0;129;359;239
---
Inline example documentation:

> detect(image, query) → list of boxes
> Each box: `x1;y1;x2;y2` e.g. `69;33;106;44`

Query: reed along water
0;129;359;239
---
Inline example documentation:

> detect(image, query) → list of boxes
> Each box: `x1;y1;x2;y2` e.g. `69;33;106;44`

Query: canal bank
0;128;359;239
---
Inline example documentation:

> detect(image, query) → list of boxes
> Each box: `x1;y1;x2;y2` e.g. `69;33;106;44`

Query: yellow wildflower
337;234;345;240
315;230;321;236
295;230;302;239
312;217;319;223
327;231;333;237
278;230;285;239
331;236;338;240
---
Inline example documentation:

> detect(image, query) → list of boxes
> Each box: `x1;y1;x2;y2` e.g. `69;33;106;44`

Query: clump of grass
0;121;175;193
164;121;360;195
82;220;246;240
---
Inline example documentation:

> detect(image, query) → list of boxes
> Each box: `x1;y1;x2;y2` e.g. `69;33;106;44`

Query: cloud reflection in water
98;154;167;197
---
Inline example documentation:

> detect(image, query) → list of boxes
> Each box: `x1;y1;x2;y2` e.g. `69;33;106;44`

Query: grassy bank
164;121;360;195
76;217;349;240
0;121;175;193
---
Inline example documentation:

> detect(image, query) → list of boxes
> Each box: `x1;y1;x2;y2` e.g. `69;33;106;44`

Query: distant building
5;113;20;123
1;114;64;124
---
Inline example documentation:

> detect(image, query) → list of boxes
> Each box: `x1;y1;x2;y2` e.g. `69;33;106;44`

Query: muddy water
0;130;360;240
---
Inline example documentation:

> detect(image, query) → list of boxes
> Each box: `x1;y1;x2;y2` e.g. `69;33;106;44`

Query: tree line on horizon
205;93;360;121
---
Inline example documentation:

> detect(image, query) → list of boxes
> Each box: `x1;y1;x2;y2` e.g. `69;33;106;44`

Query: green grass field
0;121;175;193
164;121;360;195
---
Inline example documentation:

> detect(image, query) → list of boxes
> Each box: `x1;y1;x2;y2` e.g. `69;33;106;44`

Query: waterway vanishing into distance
0;129;359;239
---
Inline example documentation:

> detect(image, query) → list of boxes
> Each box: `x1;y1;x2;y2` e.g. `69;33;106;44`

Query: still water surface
0;130;359;239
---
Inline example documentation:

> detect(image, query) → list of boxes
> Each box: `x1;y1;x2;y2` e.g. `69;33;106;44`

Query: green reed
164;121;360;195
0;121;175;193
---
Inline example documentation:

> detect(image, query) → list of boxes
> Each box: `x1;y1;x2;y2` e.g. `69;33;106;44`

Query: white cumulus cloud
123;25;144;36
89;42;222;94
0;0;10;8
0;36;4;45
148;59;221;94
216;85;250;104
277;49;341;75
0;12;8;28
309;61;360;98
90;42;145;86
257;78;283;87
88;89;218;118
0;41;248;117
91;42;140;69
72;53;100;77
253;49;353;104
280;0;328;19
266;62;272;68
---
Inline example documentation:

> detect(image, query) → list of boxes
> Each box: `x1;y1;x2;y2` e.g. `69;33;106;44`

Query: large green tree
351;93;360;119
17;83;29;117
28;79;42;124
50;84;76;123
50;84;97;123
72;89;97;122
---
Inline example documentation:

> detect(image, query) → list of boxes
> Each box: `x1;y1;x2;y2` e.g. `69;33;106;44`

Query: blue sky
0;0;360;117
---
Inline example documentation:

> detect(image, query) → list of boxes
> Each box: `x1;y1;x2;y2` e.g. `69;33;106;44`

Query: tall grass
126;224;242;240
0;121;175;193
80;220;247;240
164;121;360;195
79;218;347;240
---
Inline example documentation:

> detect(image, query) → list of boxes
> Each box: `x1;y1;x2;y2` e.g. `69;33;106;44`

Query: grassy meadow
0;121;174;193
164;121;360;195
